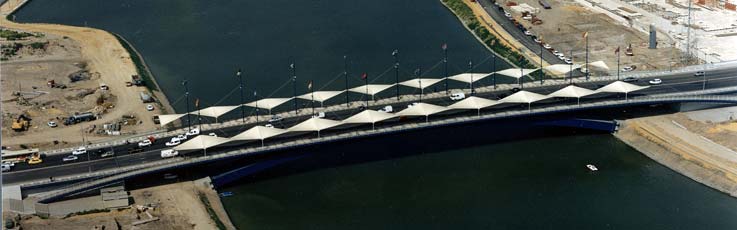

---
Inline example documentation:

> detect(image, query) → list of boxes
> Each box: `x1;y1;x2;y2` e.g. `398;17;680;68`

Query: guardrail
31;92;737;203
37;60;737;157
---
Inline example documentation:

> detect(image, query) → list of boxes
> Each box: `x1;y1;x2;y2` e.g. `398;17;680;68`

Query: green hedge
441;0;536;69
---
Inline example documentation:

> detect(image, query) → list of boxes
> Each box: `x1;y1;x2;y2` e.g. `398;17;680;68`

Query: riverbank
615;109;737;197
0;0;174;148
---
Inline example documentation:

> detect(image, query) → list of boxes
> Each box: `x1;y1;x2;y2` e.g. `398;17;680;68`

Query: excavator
11;115;30;132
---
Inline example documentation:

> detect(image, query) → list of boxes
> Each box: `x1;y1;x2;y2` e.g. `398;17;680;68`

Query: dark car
510;87;521;93
128;147;144;154
694;71;705;77
623;77;638;82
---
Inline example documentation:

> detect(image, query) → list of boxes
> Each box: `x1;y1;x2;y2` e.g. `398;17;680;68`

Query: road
4;63;736;185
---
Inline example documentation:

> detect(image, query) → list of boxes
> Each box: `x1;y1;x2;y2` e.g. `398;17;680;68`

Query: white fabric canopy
448;96;501;110
230;126;288;141
447;73;492;83
348;84;395;96
189;105;240;118
587;61;610;71
544;64;583;75
398;78;443;89
243;98;292;110
342;110;397;125
288;117;343;132
158;114;187;127
595;81;650;94
499;90;549;104
495;68;539;79
174;135;230;151
548;85;597;98
396;103;450;117
296;91;344;103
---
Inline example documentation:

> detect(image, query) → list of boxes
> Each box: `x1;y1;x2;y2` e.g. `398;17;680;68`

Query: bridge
4;60;737;209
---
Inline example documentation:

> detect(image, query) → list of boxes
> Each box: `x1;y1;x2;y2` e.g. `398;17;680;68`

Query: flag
361;73;367;80
236;69;241;77
181;80;187;86
195;98;200;108
307;80;313;90
289;63;295;69
392;49;398;56
414;68;421;76
614;46;620;55
441;43;447;50
582;32;588;39
253;91;257;96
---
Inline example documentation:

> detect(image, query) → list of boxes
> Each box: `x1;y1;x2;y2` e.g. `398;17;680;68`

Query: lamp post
393;49;400;101
290;62;297;114
237;69;245;122
344;55;349;107
182;80;191;131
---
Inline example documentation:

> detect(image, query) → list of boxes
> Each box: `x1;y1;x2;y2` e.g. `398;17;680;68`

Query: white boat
586;164;598;171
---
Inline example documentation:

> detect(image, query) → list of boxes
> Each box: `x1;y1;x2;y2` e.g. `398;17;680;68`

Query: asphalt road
4;63;735;185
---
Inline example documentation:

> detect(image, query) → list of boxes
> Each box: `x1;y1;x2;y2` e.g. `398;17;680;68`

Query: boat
219;192;234;197
586;164;598;171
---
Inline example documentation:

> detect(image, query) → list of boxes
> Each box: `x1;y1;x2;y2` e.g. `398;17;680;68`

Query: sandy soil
490;0;685;72
615;111;737;197
1;1;168;149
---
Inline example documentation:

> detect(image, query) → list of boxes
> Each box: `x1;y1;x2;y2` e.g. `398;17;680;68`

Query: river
13;0;737;229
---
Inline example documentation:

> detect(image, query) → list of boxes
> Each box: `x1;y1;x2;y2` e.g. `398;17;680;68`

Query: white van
450;92;466;101
160;149;179;158
1;164;11;172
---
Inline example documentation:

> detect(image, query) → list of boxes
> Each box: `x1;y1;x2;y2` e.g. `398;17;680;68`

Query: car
379;105;393;113
407;102;419;108
533;38;541;43
524;30;533;36
165;139;181;147
264;124;275;128
62;155;78;162
621;66;634;72
146;104;155;111
522;15;532;20
72;147;87;155
138;139;152;147
694;71;705;77
504;12;511;18
100;151;115;158
510;87;521;93
1;161;15;167
649;78;663;85
543;43;552;49
268;115;283;123
27;157;43;165
186;128;200;136
450;92;466;101
552;50;561;56
312;112;326;118
1;164;11;172
564;58;573;64
623;77;638;82
161;149;179;158
47;121;57;127
177;134;188;141
557;55;566;61
208;133;218;137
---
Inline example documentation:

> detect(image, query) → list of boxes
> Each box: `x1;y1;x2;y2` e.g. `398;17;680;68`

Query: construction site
0;27;164;150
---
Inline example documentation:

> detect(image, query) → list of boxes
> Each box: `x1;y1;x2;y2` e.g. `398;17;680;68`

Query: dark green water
14;0;737;229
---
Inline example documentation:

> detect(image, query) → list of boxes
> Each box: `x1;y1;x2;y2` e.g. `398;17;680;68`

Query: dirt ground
495;0;688;72
5;180;236;230
1;2;170;149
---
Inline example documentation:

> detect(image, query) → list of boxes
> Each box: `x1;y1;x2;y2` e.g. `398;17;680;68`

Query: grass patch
440;0;536;69
111;33;159;92
0;29;36;40
198;192;227;230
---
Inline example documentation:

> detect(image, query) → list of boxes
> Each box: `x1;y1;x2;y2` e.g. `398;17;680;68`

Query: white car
186;128;200;136
533;38;541;43
552;50;561;56
138;139;152;147
649;78;663;85
268;115;283;123
522;15;532;20
450;92;466;101
379;105;393;113
1;164;11;172
62;155;78;162
543;43;552;49
504;12;512;18
208;133;218;137
165;139;181;147
47;121;57;127
622;66;634;72
407;102;419;108
557;54;566;60
312;112;326;118
177;134;188;141
72;147;87;155
264;124;275;128
146;104;155;111
161;149;179;158
524;30;533;36
564;58;573;64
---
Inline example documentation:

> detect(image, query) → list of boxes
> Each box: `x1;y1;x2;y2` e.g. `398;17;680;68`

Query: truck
11;115;30;131
161;149;179;158
131;75;144;86
64;112;96;125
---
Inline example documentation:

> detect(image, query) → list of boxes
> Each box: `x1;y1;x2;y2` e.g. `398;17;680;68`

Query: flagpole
585;33;589;80
616;46;621;81
254;91;259;123
468;60;474;95
237;69;245;123
443;43;448;94
569;50;573;84
182;80;191;131
344;55;349;107
291;62;297;114
539;41;544;85
393;49;399;101
416;67;422;102
196;99;202;132
310;81;315;116
363;73;368;107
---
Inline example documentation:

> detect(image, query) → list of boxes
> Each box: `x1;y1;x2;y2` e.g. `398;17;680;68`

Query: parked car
138;139;152;147
694;71;705;77
146;104;155;111
621;66;634;72
312;112;326;118
407;102;419;108
165;139;181;147
62;155;78;162
649;78;663;85
47;121;57;127
186;128;200;136
504;12;512;18
208;133;218;137
379;105;393;113
100;151;115;158
161;149;179;158
72;147;87;155
623;77;638;82
268;115;283;123
264;124;275;128
533;38;542;43
524;30;533;36
543;43;552;49
1;164;11;172
510;87;521;93
564;58;573;64
450;92;466;101
177;134;188;141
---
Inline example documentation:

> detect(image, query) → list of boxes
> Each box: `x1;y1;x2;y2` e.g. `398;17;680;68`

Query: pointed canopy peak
499;90;549;104
447;73;493;83
296;91;344;102
189;105;240;118
448;96;501;110
544;64;583;75
288;117;342;132
342;110;397;124
173;135;230;151
158;114;187;127
396;102;450;117
348;84;395;96
230;125;288;141
495;68;539;79
398;78;443;89
243;98;292;110
595;81;650;94
587;61;610;71
548;85;597;98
